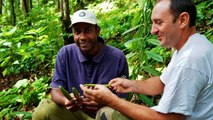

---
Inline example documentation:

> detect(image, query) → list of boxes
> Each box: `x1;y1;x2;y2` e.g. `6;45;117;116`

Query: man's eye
74;30;81;34
156;21;162;26
85;28;93;33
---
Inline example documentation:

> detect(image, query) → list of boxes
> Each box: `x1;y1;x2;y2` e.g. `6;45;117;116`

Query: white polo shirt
152;33;213;120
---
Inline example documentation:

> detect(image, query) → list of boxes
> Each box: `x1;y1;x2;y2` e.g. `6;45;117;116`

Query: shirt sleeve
152;66;207;116
50;49;67;89
118;53;129;78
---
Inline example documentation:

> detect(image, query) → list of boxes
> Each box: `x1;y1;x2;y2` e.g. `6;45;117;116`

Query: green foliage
0;3;63;76
195;0;213;42
0;0;212;118
122;0;168;80
0;77;50;119
137;94;155;107
86;0;136;51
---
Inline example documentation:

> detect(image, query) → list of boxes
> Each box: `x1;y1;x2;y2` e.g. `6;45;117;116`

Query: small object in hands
72;87;83;109
59;86;73;100
72;87;80;98
83;84;111;87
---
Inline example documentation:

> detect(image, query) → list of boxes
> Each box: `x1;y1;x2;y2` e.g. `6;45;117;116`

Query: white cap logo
79;12;86;17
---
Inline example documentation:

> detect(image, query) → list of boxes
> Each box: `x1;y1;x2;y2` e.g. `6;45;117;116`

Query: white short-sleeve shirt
151;33;213;120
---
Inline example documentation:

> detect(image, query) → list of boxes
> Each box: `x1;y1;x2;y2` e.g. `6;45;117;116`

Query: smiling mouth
80;42;87;46
157;36;162;41
80;42;91;49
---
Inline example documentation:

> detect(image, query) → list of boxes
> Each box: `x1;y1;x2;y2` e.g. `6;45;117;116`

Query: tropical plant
0;77;50;119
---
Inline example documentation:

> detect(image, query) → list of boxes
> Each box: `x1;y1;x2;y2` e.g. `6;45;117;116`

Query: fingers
64;99;79;112
109;78;123;86
109;78;124;91
80;84;95;100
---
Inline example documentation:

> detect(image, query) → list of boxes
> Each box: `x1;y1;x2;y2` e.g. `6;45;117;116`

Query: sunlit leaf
22;35;35;39
147;38;160;46
1;27;17;37
146;51;163;62
122;24;143;35
3;42;12;47
126;52;136;59
25;29;37;35
9;27;17;34
13;60;19;64
13;111;32;119
37;27;47;34
124;37;141;48
0;56;11;67
14;79;29;88
142;66;161;76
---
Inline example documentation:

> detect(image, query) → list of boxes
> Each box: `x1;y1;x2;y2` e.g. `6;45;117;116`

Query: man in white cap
32;10;129;120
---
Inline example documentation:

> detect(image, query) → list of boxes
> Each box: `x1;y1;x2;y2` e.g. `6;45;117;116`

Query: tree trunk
11;0;16;26
21;0;31;25
60;0;73;45
0;0;2;15
60;0;64;19
29;0;32;9
57;0;60;12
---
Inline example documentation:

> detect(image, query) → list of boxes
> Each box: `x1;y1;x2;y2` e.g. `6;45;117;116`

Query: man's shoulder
104;45;125;57
57;43;78;56
59;43;78;52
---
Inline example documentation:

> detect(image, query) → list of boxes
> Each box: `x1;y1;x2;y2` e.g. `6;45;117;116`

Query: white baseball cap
71;10;98;26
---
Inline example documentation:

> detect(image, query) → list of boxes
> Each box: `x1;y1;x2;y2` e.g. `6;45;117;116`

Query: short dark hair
170;0;197;27
156;0;197;27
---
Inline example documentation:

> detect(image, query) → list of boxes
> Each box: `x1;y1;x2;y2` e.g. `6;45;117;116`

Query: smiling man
32;10;129;120
80;0;213;120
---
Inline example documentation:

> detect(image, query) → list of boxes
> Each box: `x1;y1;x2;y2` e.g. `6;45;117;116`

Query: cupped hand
81;97;102;117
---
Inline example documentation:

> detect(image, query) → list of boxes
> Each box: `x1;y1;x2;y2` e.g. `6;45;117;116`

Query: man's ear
96;25;101;35
178;12;190;28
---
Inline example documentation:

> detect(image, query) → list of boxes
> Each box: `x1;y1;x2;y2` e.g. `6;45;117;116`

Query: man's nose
79;32;87;40
151;25;158;35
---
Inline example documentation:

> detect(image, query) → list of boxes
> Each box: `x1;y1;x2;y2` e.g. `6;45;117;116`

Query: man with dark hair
81;0;213;119
32;9;129;120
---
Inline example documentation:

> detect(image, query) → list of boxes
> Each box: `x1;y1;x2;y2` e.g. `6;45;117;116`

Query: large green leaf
146;51;163;62
147;38;160;46
13;111;32;119
137;94;155;107
124;37;141;49
142;65;161;76
122;24;143;35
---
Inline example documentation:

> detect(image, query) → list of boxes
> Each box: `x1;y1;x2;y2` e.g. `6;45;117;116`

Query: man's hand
109;77;132;93
81;97;102;117
80;84;118;105
64;98;79;112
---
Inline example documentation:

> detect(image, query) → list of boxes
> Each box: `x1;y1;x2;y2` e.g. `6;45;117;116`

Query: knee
32;99;57;120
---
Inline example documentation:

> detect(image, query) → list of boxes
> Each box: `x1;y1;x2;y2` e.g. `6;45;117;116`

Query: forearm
51;88;67;106
108;96;185;120
108;96;157;120
131;76;164;96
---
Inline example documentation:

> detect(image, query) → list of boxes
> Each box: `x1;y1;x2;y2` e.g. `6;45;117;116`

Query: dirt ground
0;74;25;91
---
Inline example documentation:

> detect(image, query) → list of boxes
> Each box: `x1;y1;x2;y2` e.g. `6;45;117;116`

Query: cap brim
71;19;97;26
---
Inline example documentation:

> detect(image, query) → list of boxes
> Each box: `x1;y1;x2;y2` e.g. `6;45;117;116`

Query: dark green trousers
32;99;130;120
